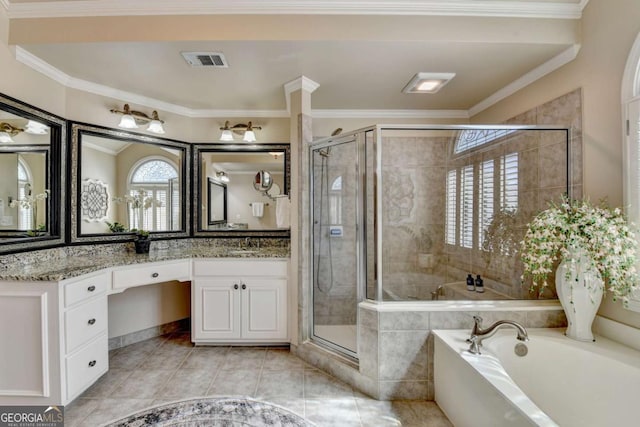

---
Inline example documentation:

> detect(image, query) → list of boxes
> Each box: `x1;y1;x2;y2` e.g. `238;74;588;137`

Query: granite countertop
0;246;290;282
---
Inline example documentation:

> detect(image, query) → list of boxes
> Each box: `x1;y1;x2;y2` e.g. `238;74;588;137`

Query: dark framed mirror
0;92;66;254
69;122;191;243
193;143;290;237
207;178;227;226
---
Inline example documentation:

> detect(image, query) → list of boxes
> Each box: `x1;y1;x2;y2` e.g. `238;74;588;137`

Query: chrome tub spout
467;315;529;354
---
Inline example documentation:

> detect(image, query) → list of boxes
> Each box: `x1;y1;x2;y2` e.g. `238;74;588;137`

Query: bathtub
433;327;640;427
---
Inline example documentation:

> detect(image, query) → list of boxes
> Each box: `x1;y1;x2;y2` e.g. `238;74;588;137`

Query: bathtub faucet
466;315;528;354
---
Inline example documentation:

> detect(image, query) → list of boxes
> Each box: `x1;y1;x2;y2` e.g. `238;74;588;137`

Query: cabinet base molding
109;318;190;351
194;341;290;346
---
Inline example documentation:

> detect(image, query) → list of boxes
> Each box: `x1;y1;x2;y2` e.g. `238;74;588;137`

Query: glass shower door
311;137;359;357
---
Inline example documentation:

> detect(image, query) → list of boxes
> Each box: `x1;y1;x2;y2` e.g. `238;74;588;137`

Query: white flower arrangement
520;196;639;302
9;189;49;210
9;189;49;233
112;189;163;210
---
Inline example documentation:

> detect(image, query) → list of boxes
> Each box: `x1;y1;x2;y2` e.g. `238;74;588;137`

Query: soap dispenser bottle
475;275;484;293
466;274;475;291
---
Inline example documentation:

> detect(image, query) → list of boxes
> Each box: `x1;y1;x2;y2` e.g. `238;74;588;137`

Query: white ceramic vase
555;245;604;342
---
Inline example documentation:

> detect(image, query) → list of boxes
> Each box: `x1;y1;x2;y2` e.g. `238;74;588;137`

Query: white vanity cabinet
192;259;288;343
0;270;108;405
61;271;109;402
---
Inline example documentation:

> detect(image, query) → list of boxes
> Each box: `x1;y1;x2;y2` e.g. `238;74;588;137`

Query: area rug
103;397;314;426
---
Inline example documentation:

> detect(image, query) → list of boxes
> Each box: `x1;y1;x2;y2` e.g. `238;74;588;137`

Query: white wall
226;172;284;229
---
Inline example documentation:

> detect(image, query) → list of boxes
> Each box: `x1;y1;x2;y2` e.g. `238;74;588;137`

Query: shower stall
309;125;575;359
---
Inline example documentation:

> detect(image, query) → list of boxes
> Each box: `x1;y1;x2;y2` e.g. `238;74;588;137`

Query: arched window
17;157;33;230
128;158;179;231
329;176;342;225
622;32;640;311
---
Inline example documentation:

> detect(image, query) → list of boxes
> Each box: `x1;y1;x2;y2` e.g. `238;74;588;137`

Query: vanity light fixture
216;171;230;183
269;152;283;159
24;120;49;135
402;72;456;94
219;120;262;142
0;122;23;143
110;104;166;134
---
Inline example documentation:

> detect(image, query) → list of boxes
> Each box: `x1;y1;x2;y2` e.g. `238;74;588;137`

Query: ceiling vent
181;52;229;68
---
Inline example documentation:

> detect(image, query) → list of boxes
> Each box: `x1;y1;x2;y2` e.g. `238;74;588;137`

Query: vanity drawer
66;333;108;401
65;296;107;354
193;259;288;277
112;259;190;290
64;272;109;307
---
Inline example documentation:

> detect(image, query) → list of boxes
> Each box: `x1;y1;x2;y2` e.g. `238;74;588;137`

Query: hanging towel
252;202;264;218
276;197;290;228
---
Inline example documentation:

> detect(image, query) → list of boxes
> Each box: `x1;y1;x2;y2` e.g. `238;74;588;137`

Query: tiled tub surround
293;300;566;401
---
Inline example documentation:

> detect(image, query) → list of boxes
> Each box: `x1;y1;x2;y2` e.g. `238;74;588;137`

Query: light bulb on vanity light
146;111;165;134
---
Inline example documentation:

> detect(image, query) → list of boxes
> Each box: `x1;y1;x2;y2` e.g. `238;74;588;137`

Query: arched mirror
69;122;191;243
193;143;290;237
0;92;66;254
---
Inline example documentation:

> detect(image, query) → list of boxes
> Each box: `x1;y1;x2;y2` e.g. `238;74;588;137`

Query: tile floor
66;331;452;426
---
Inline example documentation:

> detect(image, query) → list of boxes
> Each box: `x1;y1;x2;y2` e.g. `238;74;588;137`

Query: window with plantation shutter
169;177;180;230
17;159;32;230
460;165;474;248
129;158;178;231
479;159;495;245
445;153;520;250
445;169;457;245
501;152;519;210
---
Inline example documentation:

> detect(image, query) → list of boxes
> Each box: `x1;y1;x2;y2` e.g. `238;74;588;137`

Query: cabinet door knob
242;283;247;290
152;272;159;278
233;284;239;290
88;318;96;325
87;285;96;292
88;360;97;367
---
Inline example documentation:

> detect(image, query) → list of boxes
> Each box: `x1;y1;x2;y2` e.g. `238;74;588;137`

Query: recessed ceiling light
402;72;455;94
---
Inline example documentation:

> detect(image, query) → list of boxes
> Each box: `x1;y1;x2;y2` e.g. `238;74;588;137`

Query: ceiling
2;0;587;118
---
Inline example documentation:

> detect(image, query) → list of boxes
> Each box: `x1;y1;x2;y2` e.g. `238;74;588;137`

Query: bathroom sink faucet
467;315;528;354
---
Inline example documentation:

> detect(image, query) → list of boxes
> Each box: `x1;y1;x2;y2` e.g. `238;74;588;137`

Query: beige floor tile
110;369;175;399
72;333;452;426
255;370;304;399
206;369;261;397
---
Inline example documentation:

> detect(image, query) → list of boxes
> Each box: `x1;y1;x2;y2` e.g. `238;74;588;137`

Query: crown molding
16;44;578;122
284;76;320;113
468;44;581;117
5;0;587;19
311;109;469;119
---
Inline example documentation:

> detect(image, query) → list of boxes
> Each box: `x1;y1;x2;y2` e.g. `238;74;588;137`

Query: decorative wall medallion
80;179;109;222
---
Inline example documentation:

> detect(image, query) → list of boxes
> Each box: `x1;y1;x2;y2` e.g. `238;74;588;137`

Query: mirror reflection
0;93;66;254
0;152;48;234
70;123;191;243
195;146;290;234
207;178;227;225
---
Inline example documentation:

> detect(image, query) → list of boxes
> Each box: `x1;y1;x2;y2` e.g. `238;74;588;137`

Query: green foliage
106;221;128;233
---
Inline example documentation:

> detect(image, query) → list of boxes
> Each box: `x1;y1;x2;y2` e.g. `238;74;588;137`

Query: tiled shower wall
379;89;583;301
312;142;358;326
